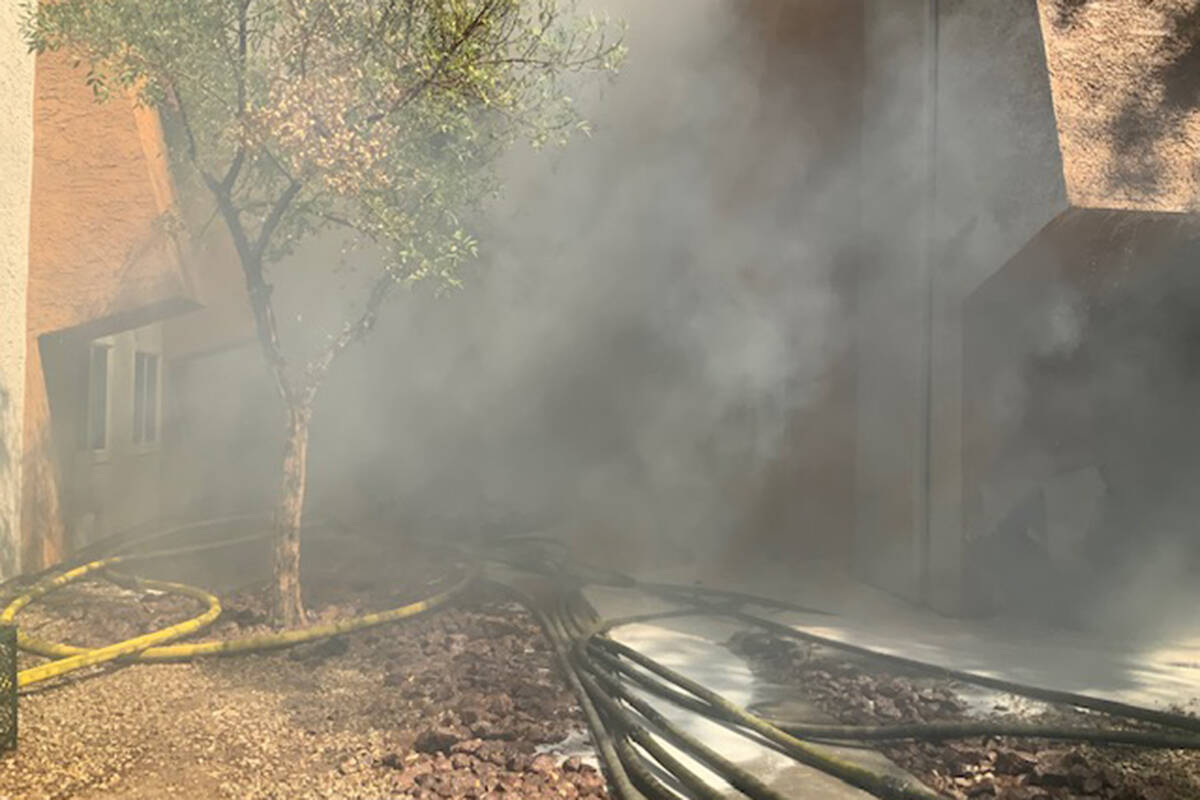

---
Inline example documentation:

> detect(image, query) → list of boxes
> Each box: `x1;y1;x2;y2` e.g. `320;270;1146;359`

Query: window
133;351;160;444
86;344;110;451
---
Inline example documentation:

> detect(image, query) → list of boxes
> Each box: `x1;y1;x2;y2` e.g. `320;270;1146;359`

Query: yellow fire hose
3;534;477;688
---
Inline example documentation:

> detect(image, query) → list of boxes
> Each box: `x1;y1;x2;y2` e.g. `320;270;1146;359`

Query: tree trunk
273;405;311;628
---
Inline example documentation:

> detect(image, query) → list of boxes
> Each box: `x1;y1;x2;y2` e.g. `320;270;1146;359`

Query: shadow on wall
1104;4;1200;200
1049;0;1092;31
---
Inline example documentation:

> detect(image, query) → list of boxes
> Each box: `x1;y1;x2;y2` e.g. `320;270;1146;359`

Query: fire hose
4;521;475;687
474;536;1200;800
3;522;1200;800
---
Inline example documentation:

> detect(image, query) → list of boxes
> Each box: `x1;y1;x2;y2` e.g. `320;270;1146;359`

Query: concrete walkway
638;558;1200;717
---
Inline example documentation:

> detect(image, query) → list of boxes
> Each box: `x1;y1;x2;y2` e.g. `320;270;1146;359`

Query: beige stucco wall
0;8;36;578
1036;0;1200;211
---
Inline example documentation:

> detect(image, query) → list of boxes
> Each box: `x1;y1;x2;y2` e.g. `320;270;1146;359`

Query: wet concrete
579;555;1200;795
644;557;1200;717
585;586;926;799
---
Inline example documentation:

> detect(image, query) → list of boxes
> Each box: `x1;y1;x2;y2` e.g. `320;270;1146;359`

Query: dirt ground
1;564;609;800
729;630;1200;800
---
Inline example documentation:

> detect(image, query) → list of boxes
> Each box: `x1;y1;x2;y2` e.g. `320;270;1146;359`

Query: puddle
609;622;801;795
537;728;600;770
954;684;1053;718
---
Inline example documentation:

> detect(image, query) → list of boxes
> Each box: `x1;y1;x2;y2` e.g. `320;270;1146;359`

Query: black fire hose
478;534;1200;740
455;535;1200;800
581;622;1200;750
559;600;792;800
565;603;943;800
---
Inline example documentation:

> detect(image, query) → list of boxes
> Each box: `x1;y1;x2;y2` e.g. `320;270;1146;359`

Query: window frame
85;339;114;458
132;349;162;450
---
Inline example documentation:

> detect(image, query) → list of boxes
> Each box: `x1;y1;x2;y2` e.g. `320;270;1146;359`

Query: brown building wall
23;50;197;568
711;0;863;574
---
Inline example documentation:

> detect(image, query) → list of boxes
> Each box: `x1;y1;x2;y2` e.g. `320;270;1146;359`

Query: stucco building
0;42;253;577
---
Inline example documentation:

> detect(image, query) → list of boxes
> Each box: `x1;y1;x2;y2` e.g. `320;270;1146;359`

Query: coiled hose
5;522;476;688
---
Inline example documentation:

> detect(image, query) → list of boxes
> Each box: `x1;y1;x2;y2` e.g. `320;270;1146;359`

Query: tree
23;0;623;627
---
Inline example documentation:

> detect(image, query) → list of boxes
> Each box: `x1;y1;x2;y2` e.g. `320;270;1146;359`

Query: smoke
168;0;858;573
968;222;1200;636
149;0;1200;639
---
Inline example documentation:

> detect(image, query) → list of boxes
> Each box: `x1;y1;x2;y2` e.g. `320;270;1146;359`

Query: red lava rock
1029;750;1074;788
451;738;483;754
875;695;903;720
414;726;465;754
531;753;559;774
997;788;1051;800
445;771;481;796
994;750;1037;776
965;776;997;796
572;767;607;792
391;759;435;791
488;695;515;715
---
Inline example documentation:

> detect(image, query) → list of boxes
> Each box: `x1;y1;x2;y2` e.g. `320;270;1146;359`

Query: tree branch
254;180;303;263
314;211;377;239
236;0;250;113
220;147;246;194
203;174;295;407
218;0;251;195
366;0;501;125
170;84;202;165
305;266;399;392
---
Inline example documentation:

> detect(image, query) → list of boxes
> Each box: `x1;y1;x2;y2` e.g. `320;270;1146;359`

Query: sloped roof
967;207;1200;325
1037;0;1200;211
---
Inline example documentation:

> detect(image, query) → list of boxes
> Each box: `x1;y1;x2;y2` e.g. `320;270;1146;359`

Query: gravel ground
0;568;609;800
730;630;1200;800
